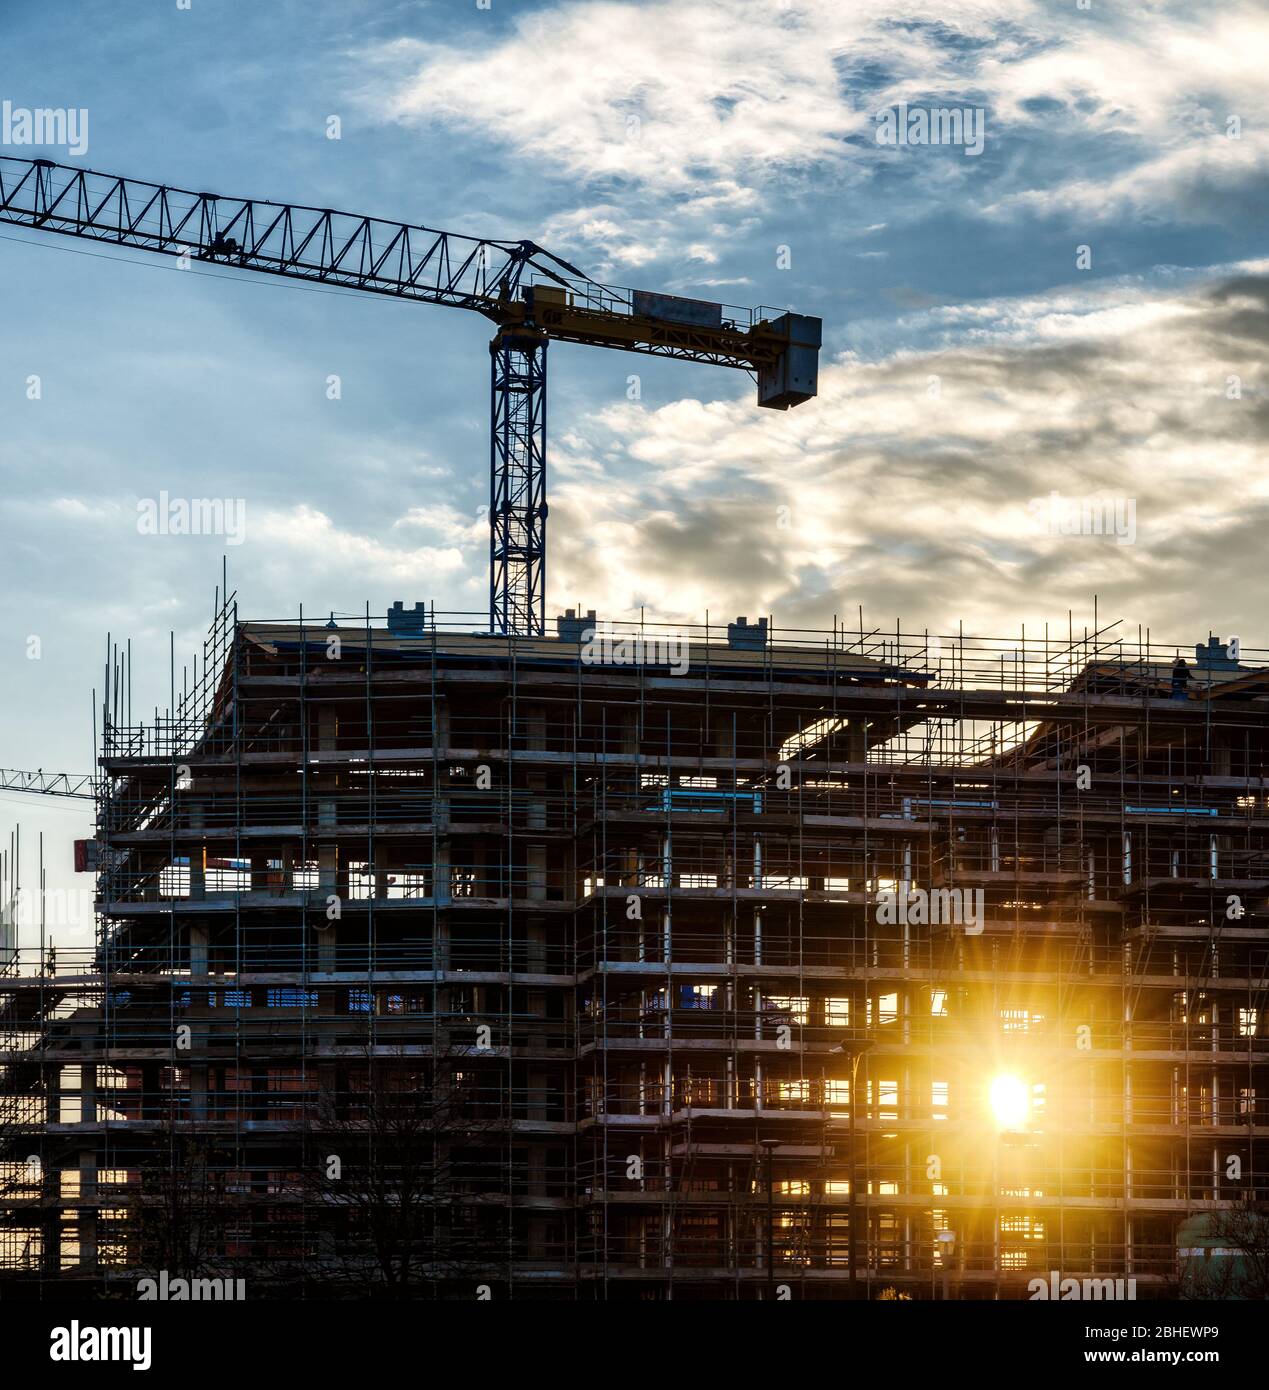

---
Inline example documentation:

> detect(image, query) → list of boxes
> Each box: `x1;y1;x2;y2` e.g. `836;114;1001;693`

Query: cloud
545;268;1269;640
250;503;469;580
49;497;120;520
986;132;1269;224
368;2;861;196
357;0;1269;258
356;0;1023;270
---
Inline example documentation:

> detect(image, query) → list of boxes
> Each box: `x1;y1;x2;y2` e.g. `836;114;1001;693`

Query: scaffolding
1;602;1266;1298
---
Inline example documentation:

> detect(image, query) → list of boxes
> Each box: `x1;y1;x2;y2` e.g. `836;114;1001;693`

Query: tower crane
0;156;821;636
0;769;93;800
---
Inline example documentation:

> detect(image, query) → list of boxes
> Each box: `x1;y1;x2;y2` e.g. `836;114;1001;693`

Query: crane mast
0;155;822;635
490;330;548;636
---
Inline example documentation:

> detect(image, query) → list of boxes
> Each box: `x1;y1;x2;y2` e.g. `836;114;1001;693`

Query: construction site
1;600;1266;1298
0;154;1265;1302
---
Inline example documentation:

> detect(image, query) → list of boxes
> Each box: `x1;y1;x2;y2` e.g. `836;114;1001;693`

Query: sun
989;1074;1030;1130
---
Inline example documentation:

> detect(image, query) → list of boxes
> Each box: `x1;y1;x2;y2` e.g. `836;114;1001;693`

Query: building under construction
2;599;1267;1298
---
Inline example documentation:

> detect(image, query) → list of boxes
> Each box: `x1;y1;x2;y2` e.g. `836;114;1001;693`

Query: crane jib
0;154;823;635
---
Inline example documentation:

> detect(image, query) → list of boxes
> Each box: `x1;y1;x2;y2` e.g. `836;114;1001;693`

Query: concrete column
434;840;451;906
528;1075;548;1123
77;1149;98;1272
528;1144;548;1197
713;714;734;759
526;915;546;973
188;800;206;901
847;718;867;764
190;922;209;977
527;770;547;831
79;1062;97;1125
527;844;546;901
189;1057;208;1122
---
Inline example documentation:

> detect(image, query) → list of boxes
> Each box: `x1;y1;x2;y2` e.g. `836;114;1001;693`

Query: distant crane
0;156;822;636
0;768;94;873
0;768;93;800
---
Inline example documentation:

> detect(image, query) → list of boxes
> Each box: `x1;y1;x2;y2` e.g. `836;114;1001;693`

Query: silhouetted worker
1171;657;1191;700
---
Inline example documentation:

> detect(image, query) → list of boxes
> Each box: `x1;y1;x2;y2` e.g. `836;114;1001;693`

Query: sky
0;0;1265;945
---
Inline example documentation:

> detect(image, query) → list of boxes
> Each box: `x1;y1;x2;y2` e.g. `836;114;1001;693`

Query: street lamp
832;1038;874;1299
758;1137;780;1300
936;1229;957;1301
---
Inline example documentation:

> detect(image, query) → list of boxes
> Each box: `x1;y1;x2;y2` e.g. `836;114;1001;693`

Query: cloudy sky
0;0;1265;938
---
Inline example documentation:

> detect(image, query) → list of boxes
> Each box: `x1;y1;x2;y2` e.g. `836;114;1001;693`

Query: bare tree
287;1048;507;1298
1182;1200;1269;1299
122;1113;235;1283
